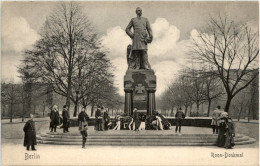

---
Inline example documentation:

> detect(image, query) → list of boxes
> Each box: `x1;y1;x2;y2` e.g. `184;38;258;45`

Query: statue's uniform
126;17;153;69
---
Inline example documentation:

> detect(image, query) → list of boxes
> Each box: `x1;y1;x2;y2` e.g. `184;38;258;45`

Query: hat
220;112;228;118
136;7;142;11
52;105;58;111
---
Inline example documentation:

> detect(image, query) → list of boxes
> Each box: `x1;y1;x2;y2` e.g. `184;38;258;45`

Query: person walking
23;114;37;151
175;108;185;135
78;107;89;149
62;105;70;133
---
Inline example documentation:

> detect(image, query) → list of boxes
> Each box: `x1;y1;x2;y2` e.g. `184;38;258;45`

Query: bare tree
20;2;105;115
1;82;21;122
191;15;259;112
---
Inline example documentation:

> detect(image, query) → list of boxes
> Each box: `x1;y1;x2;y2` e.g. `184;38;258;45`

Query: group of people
211;106;235;149
49;105;70;133
94;107;110;131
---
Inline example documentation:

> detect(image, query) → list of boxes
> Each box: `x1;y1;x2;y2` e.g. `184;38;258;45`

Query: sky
1;1;259;96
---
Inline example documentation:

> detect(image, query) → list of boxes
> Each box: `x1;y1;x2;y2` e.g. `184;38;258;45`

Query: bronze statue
125;7;153;69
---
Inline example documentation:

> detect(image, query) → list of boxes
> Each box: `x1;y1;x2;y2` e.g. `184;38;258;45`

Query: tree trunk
207;100;212;117
224;95;233;113
171;107;174;116
189;104;192;117
34;105;36;114
196;102;199;117
184;105;188;116
91;103;95;117
43;103;45;117
22;102;25;122
73;92;79;117
66;70;72;116
238;103;243;122
10;102;13;123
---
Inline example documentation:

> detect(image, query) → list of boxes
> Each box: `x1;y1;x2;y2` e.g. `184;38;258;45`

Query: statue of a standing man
125;7;153;70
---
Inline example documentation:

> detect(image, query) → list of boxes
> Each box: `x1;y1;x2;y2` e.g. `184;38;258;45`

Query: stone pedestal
124;69;156;116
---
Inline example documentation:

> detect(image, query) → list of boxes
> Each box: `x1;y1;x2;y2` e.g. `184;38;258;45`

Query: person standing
217;112;228;147
211;106;221;134
62;105;70;133
23;114;37;151
103;109;110;131
95;107;102;131
175;108;185;135
224;115;235;149
100;107;105;131
216;106;225;132
78;107;89;149
50;105;59;132
133;108;140;131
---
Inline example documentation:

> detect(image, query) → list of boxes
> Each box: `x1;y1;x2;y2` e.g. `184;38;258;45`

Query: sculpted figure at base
126;7;153;70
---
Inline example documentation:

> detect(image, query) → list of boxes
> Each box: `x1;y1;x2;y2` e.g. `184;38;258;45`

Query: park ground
1;117;259;166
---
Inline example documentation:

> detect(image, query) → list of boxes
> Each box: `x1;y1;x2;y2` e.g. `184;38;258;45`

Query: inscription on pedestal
133;95;146;101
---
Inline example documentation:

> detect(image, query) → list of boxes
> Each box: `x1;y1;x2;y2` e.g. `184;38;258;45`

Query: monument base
124;69;156;116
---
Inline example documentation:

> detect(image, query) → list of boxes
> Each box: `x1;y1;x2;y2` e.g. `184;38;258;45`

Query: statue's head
136;7;142;17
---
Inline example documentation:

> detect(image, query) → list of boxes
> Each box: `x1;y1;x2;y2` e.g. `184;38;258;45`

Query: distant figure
138;113;146;130
217;112;227;147
95;107;103;131
103;109;110;131
175;108;185;135
50;105;60;132
78;107;89;148
23;114;37;151
133;108;140;131
211;106;222;134
224;116;235;149
216;106;225;130
62;105;70;133
217;112;235;148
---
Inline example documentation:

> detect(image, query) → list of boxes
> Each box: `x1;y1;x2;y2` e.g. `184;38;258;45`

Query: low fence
70;117;212;128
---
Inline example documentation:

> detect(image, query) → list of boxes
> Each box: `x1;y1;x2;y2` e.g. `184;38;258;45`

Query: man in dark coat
103;109;110;131
62;105;70;133
95;107;102;131
23;114;37;151
50;105;60;132
175;108;185;135
78;107;89;148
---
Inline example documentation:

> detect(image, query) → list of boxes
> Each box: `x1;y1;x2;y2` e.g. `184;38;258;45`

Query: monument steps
37;132;255;146
37;137;248;143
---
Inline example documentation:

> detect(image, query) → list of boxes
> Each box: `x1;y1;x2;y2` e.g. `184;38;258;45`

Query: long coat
126;17;153;50
50;111;60;126
23;119;37;146
224;118;235;148
217;117;227;147
62;109;70;128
